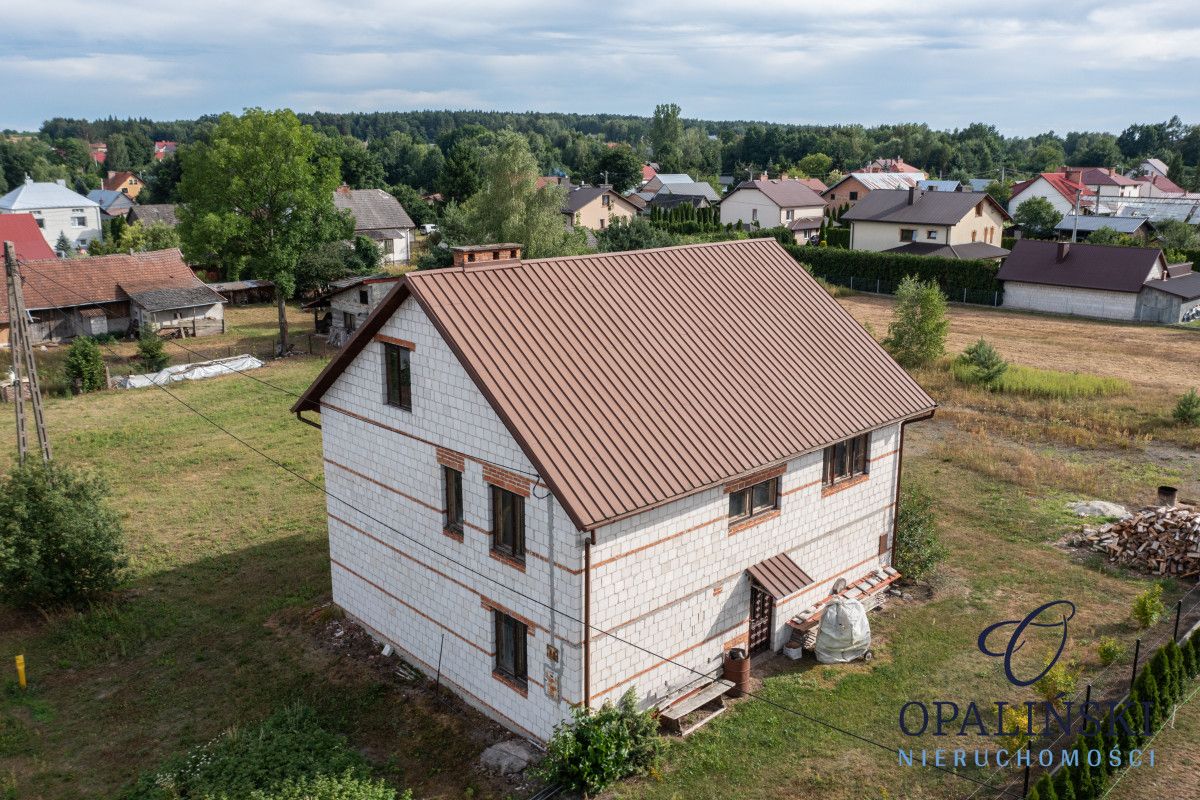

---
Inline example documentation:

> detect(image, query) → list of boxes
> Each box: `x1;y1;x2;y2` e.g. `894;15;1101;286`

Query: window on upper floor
602;194;611;207
786;209;795;220
900;228;916;242
494;610;528;687
358;288;369;304
849;191;859;201
72;216;86;227
729;476;780;523
443;466;463;533
491;486;525;560
975;203;983;217
383;342;411;410
823;433;870;487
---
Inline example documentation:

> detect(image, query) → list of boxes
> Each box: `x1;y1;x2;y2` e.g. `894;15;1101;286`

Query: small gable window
383;343;411;410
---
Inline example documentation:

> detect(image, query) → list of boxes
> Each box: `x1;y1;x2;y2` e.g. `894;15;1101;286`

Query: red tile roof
1010;172;1096;206
0;248;208;323
0;213;57;260
641;164;657;182
1133;174;1185;194
294;239;936;530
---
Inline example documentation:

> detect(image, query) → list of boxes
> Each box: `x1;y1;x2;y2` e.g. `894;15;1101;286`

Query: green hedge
825;227;850;248
782;245;1004;305
1001;236;1017;251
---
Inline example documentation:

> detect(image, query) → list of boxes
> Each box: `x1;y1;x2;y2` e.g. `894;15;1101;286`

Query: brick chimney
451;244;522;268
336;183;352;196
1056;242;1070;262
1064;168;1083;186
758;172;769;181
779;171;789;180
907;186;919;205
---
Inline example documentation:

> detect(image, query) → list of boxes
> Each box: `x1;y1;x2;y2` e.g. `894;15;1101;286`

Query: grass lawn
0;299;1196;799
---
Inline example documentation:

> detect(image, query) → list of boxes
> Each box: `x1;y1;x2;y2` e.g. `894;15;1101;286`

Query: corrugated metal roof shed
295;239;935;530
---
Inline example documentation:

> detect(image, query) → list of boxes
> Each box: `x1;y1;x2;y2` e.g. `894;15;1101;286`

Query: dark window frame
823;433;870;487
358;288;369;304
900;228;916;242
383;342;412;411
443;465;463;533
494;610;528;687
849;190;859;201
728;476;781;523
491;486;525;560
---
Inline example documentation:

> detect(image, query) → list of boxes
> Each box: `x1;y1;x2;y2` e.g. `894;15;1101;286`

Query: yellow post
14;654;26;689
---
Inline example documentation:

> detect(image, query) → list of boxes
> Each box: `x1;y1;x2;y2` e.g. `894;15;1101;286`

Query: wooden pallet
658;680;732;736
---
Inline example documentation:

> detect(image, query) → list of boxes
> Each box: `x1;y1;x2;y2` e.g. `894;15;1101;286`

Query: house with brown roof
562;186;638;231
0;248;225;344
719;177;826;235
103;171;144;199
290;238;935;741
861;156;923;174
822;171;926;210
1132;173;1186;197
333;186;416;264
841;188;1010;258
998;239;1200;323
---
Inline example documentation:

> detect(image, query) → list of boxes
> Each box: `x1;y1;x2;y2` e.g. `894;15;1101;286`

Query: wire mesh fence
828;274;1004;306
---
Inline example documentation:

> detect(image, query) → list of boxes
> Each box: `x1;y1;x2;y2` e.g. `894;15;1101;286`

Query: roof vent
1057;242;1070;262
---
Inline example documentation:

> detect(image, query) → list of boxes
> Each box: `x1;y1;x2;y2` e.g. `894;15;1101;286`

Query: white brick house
293;239;936;742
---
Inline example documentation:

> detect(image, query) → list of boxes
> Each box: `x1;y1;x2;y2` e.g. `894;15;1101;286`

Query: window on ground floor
491;486;525;560
900;228;916;242
494;610;528;687
729;476;780;522
823;433;870;487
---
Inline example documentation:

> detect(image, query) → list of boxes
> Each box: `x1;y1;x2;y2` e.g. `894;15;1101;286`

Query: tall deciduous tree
1012;196;1063;239
650;103;684;172
178;108;350;353
592;145;643;193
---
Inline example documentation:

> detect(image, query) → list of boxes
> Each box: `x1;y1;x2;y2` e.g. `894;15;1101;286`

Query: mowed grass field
0;300;1196;799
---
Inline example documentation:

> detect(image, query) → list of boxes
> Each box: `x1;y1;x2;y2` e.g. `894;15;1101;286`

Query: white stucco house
0;177;102;250
1007;172;1098;218
291;239;936;742
333;186;416;264
719;177;827;231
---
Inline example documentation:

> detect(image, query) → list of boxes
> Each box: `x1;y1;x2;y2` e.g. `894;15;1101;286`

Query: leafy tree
1012;196;1063;239
893;483;946;581
883;276;949;368
596;217;680;252
0;461;126;608
797;152;833;178
1085;226;1137;247
1166;150;1185;180
649;103;685;172
54;231;72;257
137;329;169;373
437;124;491;202
320;134;385;189
370;131;443;190
105;134;131;171
1029;141;1066;172
1174;388;1200;425
388;184;434;227
592;144;643;193
178;108;351;353
65;337;106;393
142;153;183;203
984;180;1011;206
443;131;587;258
1154;219;1200;254
294;239;377;296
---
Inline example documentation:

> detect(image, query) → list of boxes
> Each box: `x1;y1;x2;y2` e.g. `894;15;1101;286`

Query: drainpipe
583;534;592;709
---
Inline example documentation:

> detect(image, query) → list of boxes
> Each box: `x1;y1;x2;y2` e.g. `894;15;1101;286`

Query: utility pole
1072;189;1081;243
4;242;51;464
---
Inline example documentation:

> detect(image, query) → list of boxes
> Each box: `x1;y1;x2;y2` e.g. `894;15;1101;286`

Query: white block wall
319;295;585;742
1003;282;1138;320
587;424;902;710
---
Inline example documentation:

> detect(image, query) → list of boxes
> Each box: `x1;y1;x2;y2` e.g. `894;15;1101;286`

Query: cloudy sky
3;0;1198;135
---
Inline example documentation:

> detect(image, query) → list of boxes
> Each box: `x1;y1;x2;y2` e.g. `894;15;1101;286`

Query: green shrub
137;329;170;373
1034;657;1078;704
122;704;397;800
0;461;126;608
824;226;850;249
1183;633;1199;678
1028;772;1055;800
1096;636;1125;666
536;689;662;795
64;337;107;393
951;362;1130;400
1053;767;1075;800
955;339;1008;384
892;483;946;581
1135;669;1164;730
882;276;949;368
1174;389;1200;425
1132;584;1165;629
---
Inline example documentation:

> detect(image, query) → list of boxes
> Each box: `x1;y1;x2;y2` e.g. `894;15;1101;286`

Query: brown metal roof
842;189;1010;225
997;239;1166;293
293;238;936;530
747;552;813;599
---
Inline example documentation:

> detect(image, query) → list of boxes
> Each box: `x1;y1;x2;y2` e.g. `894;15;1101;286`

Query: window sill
821;473;869;497
728;508;781;536
490;549;527;572
492;669;529;697
442;525;464;542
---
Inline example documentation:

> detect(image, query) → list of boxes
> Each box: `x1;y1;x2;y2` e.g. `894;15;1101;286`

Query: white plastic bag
813;597;871;663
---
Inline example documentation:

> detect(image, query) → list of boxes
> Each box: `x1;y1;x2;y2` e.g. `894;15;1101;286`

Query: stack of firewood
1079;506;1200;577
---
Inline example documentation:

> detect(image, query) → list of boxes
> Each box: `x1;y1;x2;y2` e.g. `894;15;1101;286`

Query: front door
748;582;775;655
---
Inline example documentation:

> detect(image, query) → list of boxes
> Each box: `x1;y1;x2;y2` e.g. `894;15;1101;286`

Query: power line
14;259;1020;799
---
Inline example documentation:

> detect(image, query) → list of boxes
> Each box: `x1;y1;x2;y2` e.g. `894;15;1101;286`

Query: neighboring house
154;141;178;160
788;216;824;244
0;177;103;250
861;156;923;173
103;171;145;198
88;142;107;164
841;188;1010;258
333;186;416;264
87;189;135;219
655;181;720;203
0;213;57;260
303;273;402;347
1071;168;1140;200
1131;158;1170;180
916;179;964;192
0;248;225;344
1007;172;1096;218
797;177;828;193
645;194;711;213
535;176;574;190
289;238;936;742
720;177;826;229
1132;174;1186;197
998;240;1200;323
823;172;926;210
563;187;638;231
641;163;658;184
128;204;180;228
208;279;275;305
1054;215;1154;242
641;173;694;194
